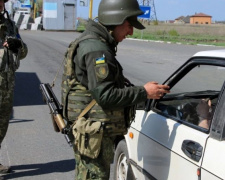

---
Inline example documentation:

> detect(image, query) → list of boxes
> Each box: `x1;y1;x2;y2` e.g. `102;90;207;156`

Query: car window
155;65;225;130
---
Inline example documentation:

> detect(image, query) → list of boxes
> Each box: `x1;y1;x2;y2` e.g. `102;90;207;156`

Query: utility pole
89;0;93;19
138;0;157;22
34;1;36;19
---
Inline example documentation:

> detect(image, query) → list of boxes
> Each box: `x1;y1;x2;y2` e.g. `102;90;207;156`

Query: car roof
193;49;225;58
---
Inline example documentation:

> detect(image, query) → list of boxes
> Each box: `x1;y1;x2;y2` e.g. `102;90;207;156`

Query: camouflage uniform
62;18;147;180
61;0;146;178
0;15;28;147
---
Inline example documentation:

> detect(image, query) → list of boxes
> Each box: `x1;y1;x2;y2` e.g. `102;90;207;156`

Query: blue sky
78;0;225;21
155;0;225;21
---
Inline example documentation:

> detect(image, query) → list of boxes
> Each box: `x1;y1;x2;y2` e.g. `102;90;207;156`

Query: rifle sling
71;99;97;127
78;99;96;119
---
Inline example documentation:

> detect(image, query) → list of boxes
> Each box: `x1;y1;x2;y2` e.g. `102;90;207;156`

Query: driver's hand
196;99;212;120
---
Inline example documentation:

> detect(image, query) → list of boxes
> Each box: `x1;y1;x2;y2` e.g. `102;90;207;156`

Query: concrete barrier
13;13;43;30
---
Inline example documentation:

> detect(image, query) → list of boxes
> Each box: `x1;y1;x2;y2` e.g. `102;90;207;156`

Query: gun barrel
64;134;73;147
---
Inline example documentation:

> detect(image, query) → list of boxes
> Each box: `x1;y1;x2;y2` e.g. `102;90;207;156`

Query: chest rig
61;34;132;137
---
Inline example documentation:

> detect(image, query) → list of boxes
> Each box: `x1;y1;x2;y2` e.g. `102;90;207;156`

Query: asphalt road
1;30;223;180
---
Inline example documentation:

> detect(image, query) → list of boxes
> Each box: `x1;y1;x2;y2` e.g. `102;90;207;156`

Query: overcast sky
86;0;225;21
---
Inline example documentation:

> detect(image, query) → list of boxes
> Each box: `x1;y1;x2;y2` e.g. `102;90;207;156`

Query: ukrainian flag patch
96;56;105;64
94;55;108;81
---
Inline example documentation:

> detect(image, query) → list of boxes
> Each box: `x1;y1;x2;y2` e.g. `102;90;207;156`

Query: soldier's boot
0;164;11;174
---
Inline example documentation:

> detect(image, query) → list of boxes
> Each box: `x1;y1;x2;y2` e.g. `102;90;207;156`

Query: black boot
0;164;11;174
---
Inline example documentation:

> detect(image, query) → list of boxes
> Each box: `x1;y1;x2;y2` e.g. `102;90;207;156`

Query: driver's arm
196;99;212;129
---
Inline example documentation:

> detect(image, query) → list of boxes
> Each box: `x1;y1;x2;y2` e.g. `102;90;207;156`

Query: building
174;16;185;24
190;13;212;25
174;15;190;24
42;0;97;30
42;0;77;30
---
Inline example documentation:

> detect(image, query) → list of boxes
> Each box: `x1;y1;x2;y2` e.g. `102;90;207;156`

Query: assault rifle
40;83;72;146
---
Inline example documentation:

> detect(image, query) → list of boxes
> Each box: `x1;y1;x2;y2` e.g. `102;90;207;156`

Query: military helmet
98;0;145;29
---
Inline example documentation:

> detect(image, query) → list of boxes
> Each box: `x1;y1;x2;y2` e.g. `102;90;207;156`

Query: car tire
113;139;135;180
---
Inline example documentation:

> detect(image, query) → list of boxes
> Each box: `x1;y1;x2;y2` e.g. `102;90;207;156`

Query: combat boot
0;164;11;174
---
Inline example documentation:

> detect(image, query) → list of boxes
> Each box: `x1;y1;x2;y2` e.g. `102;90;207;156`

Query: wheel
113;140;135;180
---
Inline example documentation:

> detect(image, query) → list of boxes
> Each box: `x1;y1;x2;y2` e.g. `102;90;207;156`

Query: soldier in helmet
62;0;169;179
0;0;28;174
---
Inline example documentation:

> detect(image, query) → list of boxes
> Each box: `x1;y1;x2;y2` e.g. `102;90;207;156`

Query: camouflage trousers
73;137;114;180
0;71;15;146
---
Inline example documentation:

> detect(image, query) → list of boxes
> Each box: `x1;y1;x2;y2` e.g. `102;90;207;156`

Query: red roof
191;13;212;17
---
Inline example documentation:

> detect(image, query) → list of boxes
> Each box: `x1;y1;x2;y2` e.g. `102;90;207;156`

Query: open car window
154;65;225;131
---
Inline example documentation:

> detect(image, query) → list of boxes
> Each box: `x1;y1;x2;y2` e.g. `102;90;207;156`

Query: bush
168;29;179;36
153;20;159;25
156;30;165;35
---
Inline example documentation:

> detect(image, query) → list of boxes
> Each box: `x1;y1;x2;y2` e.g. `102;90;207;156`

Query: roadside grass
76;19;225;47
131;23;225;46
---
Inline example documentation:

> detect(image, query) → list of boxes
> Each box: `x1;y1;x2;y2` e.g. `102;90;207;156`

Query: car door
127;57;225;180
201;82;225;180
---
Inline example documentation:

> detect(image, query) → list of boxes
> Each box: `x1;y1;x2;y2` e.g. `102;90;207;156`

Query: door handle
181;140;203;162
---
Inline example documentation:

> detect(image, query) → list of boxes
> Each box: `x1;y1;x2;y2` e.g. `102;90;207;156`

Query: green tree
36;0;43;12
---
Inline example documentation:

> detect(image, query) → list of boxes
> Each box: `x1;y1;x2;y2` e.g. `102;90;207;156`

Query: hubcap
116;153;128;180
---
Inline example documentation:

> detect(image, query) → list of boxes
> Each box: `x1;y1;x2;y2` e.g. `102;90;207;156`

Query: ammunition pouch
72;117;103;159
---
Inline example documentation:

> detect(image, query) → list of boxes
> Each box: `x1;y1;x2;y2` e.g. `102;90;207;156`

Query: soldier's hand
5;37;22;53
144;81;170;99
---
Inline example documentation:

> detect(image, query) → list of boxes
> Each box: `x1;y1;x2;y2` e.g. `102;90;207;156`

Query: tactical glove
6;37;22;53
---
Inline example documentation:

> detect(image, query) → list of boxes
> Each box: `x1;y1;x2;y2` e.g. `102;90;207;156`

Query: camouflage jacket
0;16;28;72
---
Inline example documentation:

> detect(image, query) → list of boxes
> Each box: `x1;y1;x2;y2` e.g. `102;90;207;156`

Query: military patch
95;57;105;64
95;63;109;81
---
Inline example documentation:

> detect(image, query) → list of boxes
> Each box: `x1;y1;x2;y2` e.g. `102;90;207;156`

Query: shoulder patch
94;55;108;81
95;56;105;65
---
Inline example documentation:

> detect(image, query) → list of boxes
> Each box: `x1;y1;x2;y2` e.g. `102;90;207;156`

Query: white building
43;0;100;30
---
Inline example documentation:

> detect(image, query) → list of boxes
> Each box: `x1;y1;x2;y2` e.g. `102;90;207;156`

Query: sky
78;0;225;21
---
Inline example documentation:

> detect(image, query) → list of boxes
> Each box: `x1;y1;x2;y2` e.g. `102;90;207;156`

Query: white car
113;49;225;180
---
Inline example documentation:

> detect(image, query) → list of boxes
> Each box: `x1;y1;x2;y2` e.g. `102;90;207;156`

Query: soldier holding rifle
59;0;170;179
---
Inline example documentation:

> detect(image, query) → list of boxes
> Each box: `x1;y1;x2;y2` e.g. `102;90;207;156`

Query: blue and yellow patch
95;56;105;64
94;55;108;81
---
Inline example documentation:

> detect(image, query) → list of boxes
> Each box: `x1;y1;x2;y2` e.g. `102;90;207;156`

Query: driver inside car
196;99;212;129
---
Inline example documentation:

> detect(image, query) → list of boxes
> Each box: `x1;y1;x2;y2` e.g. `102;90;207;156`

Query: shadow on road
13;72;45;106
9;118;34;124
2;159;75;179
